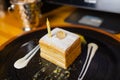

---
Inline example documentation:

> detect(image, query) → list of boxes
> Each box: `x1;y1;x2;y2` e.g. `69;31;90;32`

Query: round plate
0;27;120;80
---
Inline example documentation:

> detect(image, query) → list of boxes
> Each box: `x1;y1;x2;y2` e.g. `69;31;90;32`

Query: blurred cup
8;0;42;31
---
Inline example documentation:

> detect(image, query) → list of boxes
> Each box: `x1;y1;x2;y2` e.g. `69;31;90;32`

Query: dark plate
0;27;120;80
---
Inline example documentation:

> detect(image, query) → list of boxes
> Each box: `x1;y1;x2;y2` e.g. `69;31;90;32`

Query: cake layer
40;42;65;59
40;44;81;69
40;42;81;61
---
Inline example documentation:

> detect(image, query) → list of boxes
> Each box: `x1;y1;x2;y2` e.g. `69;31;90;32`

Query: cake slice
39;28;81;69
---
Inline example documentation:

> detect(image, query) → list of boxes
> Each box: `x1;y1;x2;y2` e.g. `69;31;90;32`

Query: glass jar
9;0;42;31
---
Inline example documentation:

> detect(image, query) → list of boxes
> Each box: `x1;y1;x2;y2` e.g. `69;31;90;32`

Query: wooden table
0;6;120;50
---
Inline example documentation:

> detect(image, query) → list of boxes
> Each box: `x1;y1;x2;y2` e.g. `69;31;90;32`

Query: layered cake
39;28;81;69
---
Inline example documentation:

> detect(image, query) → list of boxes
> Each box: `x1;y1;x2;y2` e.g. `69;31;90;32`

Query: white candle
46;18;51;37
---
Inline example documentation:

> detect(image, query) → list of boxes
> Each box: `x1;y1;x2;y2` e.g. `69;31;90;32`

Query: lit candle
46;18;51;37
